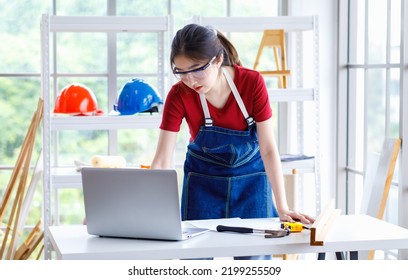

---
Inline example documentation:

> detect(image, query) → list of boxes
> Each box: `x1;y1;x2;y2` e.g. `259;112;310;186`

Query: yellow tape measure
281;222;308;233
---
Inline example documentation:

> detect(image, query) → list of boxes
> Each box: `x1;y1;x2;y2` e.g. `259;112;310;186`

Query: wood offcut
310;200;341;246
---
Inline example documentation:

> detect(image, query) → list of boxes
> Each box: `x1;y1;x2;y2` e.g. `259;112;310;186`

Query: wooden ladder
253;29;290;88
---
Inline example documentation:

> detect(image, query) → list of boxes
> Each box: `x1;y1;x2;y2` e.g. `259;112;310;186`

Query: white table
47;214;408;260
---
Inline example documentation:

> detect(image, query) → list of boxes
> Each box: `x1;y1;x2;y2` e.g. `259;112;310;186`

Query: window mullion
398;0;408;260
107;0;118;155
363;0;369;175
385;0;391;136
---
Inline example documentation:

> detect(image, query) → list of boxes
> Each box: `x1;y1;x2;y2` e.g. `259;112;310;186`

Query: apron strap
222;68;254;126
199;93;213;127
198;67;255;127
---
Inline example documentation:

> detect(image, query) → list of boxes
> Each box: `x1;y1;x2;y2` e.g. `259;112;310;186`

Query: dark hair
170;23;242;67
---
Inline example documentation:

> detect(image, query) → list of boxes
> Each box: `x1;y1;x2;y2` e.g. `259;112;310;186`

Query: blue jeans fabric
181;125;278;220
181;124;278;259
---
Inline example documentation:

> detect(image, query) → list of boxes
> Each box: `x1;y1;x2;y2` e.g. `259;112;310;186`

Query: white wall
288;0;339;205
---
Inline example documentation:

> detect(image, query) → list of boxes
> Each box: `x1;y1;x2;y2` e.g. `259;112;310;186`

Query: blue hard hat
113;78;163;115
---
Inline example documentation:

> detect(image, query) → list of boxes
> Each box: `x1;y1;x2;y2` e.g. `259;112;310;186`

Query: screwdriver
216;225;290;238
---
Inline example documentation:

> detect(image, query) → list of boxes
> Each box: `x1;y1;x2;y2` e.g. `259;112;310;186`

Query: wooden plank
362;138;401;219
0;98;43;259
14;220;42;260
376;138;401;219
21;232;44;260
362;138;401;260
310;200;341;246
283;169;297;209
0;100;41;221
0;125;36;259
13;151;43;256
259;70;291;76
6;99;43;260
276;169;298;259
253;30;290;88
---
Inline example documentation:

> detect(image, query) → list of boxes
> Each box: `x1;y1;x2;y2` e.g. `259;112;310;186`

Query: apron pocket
182;172;277;221
182;173;231;220
189;141;259;167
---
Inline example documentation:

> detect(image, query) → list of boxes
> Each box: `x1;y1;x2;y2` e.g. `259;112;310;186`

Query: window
0;1;51;229
338;0;408;259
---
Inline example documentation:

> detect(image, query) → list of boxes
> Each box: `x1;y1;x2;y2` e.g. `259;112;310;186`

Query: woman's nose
182;74;197;85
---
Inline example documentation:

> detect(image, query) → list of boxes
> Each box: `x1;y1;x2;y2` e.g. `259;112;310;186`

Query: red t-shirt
160;64;272;141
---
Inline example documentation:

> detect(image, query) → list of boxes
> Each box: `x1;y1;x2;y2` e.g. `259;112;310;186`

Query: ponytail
215;30;242;66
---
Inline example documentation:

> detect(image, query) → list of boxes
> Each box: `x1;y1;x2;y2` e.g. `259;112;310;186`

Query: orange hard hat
54;83;103;116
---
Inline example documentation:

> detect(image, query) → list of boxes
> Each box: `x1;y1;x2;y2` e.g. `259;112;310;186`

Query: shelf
268;88;315;102
50;158;315;190
193;16;315;32
48;15;171;32
50;114;162;130
48;89;314;131
51;168;82;189
51;167;151;189
281;158;315;174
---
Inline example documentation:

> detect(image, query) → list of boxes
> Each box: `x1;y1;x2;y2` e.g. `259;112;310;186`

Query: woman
151;24;314;258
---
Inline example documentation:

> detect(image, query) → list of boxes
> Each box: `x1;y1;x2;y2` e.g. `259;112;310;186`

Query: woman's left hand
278;209;315;225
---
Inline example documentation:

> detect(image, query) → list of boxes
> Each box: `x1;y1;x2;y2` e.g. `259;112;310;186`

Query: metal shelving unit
40;14;173;259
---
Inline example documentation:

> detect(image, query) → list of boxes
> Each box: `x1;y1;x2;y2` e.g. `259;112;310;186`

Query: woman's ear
216;54;224;67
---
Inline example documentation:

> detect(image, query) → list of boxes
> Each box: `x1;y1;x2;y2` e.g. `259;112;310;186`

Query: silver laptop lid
81;167;185;240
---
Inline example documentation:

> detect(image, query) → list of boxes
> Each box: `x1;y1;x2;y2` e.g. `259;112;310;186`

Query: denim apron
181;68;278;221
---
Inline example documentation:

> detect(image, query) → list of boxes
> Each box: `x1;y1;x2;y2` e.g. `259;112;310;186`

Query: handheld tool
216;225;290;238
281;222;309;232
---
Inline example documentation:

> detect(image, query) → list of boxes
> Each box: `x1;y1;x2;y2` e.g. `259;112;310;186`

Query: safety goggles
173;56;216;81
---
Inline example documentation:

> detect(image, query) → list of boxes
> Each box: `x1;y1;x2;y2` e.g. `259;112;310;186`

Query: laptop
81;167;209;241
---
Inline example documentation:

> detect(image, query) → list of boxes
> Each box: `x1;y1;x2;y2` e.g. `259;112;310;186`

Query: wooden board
362;138;401;220
360;138;401;259
310;200;341;246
